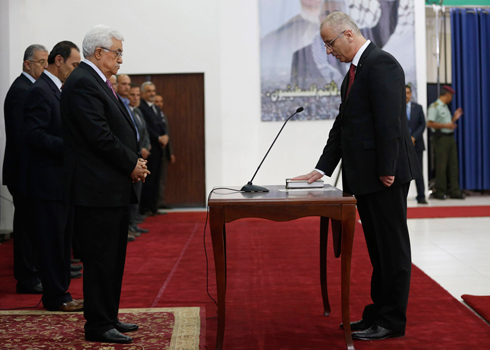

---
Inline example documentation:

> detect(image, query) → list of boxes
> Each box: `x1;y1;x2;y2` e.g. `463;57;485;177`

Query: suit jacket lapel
80;63;136;133
342;42;376;104
41;72;61;100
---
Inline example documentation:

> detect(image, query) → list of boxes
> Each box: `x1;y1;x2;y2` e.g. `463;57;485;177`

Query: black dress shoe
340;319;372;332
85;328;133;344
450;193;465;199
134;226;149;233
71;271;82;279
115;320;139;333
16;282;43;294
71;264;83;271
351;325;404;341
417;199;429;204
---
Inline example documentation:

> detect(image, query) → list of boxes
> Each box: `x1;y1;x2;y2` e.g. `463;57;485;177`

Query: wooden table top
208;184;356;206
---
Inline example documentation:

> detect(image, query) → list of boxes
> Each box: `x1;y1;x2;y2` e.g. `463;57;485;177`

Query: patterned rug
0;307;204;349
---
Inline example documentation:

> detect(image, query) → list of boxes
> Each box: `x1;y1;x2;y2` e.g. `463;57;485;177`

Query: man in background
427;85;464;200
61;25;149;344
21;41;83;311
293;12;419;340
154;94;175;209
3;44;48;294
128;84;151;224
116;74;150;236
406;84;428;204
139;82;168;216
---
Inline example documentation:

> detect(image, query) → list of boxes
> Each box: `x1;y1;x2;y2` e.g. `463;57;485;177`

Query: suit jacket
408;101;426;152
159;111;173;160
61;62;139;207
20;72;64;200
132;107;150;151
3;74;33;189
316;42;420;196
139;99;166;144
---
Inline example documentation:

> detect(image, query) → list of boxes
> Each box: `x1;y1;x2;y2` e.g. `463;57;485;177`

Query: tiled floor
407;193;490;301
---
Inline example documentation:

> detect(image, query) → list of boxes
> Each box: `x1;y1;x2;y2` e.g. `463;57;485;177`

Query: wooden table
208;184;357;350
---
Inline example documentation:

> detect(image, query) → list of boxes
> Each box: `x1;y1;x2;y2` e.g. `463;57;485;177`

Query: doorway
129;73;206;207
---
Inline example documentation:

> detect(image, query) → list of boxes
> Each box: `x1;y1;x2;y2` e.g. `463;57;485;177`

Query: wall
0;0;428;230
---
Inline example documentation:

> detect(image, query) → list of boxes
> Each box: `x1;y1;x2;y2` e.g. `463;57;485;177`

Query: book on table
285;178;324;189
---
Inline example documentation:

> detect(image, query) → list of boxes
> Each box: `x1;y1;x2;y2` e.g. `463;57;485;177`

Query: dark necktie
106;79;117;98
346;63;356;97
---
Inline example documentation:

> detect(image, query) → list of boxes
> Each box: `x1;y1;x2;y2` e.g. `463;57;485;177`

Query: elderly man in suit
61;25;149;344
294;12;419;340
138;82;168;216
154;95;175;209
21;41;83;311
128;84;151;225
115;74;150;236
406;84;428;204
3;44;48;294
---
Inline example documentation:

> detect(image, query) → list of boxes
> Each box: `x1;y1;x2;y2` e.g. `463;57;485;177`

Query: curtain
450;8;490;190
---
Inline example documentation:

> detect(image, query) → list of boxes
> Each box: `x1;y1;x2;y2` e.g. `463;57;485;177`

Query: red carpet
462;295;490;324
1;211;490;349
407;205;490;218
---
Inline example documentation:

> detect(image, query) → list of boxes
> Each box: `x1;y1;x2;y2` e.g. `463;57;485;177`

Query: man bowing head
61;25;150;344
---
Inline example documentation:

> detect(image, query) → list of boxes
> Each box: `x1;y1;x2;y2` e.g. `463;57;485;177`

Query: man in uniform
427;85;464;200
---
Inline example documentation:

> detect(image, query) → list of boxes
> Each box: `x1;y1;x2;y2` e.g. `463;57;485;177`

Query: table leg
319;216;331;316
341;204;356;350
209;206;227;350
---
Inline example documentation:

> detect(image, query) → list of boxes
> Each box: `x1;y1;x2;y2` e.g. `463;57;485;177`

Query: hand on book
291;170;323;184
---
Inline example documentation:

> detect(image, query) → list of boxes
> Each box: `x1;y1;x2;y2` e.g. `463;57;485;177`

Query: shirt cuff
314;169;325;176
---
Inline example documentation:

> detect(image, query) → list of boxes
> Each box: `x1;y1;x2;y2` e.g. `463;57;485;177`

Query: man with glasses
293;12;419;341
21;40;82;312
3;44;48;295
61;25;149;344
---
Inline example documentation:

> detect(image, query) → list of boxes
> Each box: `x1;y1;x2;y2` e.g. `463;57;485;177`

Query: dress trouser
157;153;169;207
30;198;73;309
129;181;142;226
75;205;129;336
414;150;426;201
10;187;41;289
356;182;411;333
140;145;162;214
433;134;461;196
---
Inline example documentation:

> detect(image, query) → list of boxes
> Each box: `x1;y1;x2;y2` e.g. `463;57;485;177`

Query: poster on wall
259;0;416;121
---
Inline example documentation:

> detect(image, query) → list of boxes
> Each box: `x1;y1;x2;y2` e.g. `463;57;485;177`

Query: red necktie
346;63;356;97
106;79;118;98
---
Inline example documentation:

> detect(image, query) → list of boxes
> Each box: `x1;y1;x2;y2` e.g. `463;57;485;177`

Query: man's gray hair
23;44;48;61
82;24;124;58
141;81;155;92
320;12;361;36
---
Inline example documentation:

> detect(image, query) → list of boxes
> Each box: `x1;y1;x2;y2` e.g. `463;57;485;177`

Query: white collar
83;59;107;82
352;40;370;67
43;70;62;91
22;71;36;83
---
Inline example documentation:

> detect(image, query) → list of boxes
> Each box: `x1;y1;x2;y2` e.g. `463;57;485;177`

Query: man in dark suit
128;84;151;226
21;41;83;311
115;74;149;236
3;44;48;294
154;95;175;209
61;25;149;344
294;12;420;340
406;84;428;204
138;81;168;215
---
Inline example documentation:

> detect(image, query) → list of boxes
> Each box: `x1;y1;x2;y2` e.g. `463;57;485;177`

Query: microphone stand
241;107;304;192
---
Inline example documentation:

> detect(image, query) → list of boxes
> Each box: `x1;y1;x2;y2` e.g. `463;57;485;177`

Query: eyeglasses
324;30;346;49
29;59;47;66
99;47;123;58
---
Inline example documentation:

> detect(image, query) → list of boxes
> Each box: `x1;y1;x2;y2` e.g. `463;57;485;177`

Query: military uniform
428;98;462;198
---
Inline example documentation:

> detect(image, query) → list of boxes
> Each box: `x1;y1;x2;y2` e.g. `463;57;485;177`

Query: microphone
241;107;304;192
